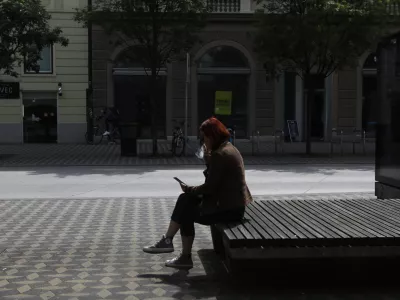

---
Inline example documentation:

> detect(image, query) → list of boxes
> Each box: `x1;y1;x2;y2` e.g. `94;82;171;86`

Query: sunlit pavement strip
3;194;400;300
0;165;375;199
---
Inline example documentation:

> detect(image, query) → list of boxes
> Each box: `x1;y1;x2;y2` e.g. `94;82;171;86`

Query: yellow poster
214;91;232;115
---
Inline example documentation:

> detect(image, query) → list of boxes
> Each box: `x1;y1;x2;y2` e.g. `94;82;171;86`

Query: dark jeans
171;193;245;237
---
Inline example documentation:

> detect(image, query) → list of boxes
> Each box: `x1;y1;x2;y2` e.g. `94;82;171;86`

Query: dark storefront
375;33;400;198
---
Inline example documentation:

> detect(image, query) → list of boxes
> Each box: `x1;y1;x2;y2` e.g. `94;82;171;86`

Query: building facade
0;0;382;144
0;0;89;144
91;0;379;143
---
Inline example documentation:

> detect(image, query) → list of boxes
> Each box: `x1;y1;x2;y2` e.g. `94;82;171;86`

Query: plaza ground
2;194;400;299
0;147;390;299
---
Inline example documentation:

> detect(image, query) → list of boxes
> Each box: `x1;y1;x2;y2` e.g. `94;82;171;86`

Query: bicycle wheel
171;137;177;156
92;127;104;145
173;136;186;157
107;130;121;145
85;128;103;145
85;131;93;144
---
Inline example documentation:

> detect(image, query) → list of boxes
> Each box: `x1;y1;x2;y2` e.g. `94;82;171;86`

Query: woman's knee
175;193;188;209
180;222;195;237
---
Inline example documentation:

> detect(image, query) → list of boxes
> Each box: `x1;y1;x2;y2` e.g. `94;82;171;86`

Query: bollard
252;130;260;156
274;129;284;154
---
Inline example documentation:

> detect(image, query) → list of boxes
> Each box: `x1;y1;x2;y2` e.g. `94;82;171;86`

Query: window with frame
24;45;53;74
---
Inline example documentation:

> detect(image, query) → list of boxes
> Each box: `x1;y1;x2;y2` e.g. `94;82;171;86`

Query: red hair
200;117;230;150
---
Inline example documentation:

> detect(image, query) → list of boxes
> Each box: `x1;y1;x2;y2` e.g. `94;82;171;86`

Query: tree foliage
254;0;394;154
0;0;68;77
75;0;209;73
75;0;209;154
254;0;394;79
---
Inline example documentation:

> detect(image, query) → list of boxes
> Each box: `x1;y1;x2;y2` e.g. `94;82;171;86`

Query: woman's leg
167;193;200;237
164;197;201;269
143;193;200;254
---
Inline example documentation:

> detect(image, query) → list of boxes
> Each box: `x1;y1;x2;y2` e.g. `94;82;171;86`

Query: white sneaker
165;253;193;269
103;131;110;136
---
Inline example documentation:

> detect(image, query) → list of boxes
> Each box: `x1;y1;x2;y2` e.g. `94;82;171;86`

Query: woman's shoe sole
142;248;174;254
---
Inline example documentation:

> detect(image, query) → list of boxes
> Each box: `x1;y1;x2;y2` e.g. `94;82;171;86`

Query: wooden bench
211;198;400;273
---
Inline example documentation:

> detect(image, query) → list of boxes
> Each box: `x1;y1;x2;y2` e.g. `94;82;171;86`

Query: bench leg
211;225;225;259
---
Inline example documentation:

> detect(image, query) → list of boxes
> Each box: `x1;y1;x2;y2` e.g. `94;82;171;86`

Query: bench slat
276;199;344;239
239;219;262;239
317;200;387;238
328;198;400;233
329;200;400;236
244;208;279;239
216;223;236;241
258;201;315;239
379;199;400;212
227;222;246;240
246;205;288;239
264;201;327;239
251;202;302;239
234;222;256;240
293;200;355;238
216;199;400;251
351;199;400;224
297;200;370;238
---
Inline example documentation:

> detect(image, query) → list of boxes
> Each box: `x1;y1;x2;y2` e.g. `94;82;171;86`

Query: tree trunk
150;66;158;156
304;74;315;155
86;87;93;143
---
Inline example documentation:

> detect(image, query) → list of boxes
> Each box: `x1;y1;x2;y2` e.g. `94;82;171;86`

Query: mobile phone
173;177;186;185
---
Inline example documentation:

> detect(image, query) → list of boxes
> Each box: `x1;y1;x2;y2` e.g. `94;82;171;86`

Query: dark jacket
187;141;252;214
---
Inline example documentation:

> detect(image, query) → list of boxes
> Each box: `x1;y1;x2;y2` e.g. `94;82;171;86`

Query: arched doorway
362;53;378;137
196;46;251;138
112;47;167;138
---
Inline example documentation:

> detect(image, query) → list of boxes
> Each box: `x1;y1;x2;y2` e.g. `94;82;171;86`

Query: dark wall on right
375;33;400;199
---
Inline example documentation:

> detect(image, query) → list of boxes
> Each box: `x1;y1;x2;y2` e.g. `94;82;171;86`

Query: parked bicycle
85;113;121;145
171;120;186;157
227;125;236;145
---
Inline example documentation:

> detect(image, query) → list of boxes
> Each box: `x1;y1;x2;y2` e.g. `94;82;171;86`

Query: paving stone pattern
3;193;400;299
0;144;374;167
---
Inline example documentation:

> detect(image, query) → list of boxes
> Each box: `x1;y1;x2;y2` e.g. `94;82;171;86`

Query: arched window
196;45;250;138
197;46;249;69
114;47;147;68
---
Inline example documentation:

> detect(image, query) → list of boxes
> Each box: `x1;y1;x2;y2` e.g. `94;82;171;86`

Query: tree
75;0;209;155
254;0;392;154
0;0;68;77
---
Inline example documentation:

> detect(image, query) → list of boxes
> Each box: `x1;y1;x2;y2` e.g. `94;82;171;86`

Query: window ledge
22;73;56;78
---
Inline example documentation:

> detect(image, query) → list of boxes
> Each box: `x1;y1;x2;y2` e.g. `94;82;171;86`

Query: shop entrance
112;47;167;139
23;93;57;143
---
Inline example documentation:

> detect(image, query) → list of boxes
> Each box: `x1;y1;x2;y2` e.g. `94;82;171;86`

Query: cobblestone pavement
0;144;374;167
3;193;400;300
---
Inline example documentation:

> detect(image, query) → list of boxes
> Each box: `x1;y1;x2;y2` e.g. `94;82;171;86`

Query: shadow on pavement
140;250;400;299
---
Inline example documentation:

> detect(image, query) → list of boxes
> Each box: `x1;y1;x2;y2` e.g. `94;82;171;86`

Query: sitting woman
143;117;252;269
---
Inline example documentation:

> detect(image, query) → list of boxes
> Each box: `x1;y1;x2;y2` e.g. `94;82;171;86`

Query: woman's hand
180;183;188;193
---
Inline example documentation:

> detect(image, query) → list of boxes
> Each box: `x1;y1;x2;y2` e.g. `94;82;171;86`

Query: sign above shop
0;82;20;99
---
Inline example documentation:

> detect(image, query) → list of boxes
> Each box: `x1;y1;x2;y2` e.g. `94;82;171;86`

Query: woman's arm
186;153;224;196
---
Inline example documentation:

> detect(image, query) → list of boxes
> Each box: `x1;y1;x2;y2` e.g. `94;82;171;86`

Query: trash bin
120;122;138;157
